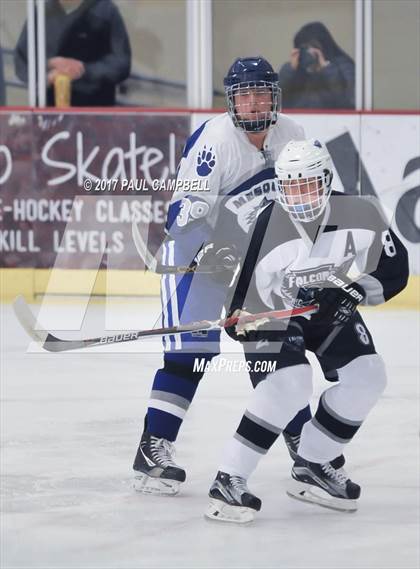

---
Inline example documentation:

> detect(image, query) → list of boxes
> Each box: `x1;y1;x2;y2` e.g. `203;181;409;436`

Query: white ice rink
1;298;419;569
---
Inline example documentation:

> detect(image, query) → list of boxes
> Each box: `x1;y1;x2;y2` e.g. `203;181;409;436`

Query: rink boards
0;268;418;310
0;109;419;306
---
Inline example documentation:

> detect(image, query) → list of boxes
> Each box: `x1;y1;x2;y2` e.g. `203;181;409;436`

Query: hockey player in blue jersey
204;139;409;522
132;57;323;495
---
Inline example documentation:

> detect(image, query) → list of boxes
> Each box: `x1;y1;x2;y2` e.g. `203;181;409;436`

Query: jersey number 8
382;230;396;258
355;322;371;345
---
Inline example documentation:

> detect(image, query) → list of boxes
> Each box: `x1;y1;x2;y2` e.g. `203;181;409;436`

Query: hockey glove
225;309;270;342
311;276;366;327
194;243;238;284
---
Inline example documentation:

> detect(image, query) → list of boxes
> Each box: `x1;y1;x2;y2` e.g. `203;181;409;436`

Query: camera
299;47;318;71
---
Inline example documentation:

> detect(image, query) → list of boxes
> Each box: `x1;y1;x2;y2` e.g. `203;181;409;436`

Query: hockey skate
205;471;262;524
286;455;361;512
133;432;186;496
283;430;346;469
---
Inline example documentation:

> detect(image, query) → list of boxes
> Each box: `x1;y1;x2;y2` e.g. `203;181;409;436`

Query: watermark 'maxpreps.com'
193;357;277;374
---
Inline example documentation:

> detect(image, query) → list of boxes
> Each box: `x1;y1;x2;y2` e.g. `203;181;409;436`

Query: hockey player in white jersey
205;138;409;522
132;57;323;495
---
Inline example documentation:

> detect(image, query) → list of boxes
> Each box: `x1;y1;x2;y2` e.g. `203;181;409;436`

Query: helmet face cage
225;80;280;133
275;138;333;223
277;172;332;223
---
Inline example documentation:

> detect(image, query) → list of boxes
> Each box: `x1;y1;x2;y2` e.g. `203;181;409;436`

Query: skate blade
286;480;358;512
204;498;256;524
133;473;181;496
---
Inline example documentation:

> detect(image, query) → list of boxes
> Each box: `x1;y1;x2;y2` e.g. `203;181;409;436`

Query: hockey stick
13;295;318;353
131;220;232;274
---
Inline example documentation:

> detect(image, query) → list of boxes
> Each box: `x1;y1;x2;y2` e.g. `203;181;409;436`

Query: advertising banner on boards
0;111;190;269
1;111;419;272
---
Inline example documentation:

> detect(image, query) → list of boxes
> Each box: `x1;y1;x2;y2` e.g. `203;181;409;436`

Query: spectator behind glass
278;21;355;109
14;0;131;106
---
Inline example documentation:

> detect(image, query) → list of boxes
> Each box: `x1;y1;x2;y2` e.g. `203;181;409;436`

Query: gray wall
373;0;420;109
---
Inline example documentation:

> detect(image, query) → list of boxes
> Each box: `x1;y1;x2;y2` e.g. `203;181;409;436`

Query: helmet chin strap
241;122;269;133
291;203;313;213
289;203;315;221
234;112;274;133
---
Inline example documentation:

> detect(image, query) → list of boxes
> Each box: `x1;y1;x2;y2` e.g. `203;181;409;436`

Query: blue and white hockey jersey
160;112;304;350
166;112;305;260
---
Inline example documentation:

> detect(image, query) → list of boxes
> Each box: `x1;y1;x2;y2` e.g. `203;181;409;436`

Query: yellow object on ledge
54;74;71;107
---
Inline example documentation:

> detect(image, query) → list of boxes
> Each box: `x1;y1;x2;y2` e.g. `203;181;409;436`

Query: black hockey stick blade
13;296;318;353
131;220;234;275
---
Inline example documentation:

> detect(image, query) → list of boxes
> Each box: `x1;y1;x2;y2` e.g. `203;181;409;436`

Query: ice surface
1;298;419;568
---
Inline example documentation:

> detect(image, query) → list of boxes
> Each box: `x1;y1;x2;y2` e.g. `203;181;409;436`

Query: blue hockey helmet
224;56;281;133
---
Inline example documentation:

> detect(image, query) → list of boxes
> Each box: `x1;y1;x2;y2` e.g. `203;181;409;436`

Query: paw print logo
196;146;216;176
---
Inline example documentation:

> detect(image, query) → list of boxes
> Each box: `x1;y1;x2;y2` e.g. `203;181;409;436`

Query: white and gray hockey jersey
228;193;409;315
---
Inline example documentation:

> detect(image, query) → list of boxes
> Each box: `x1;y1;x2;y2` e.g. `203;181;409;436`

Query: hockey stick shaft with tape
132;221;232;274
13;296;318;353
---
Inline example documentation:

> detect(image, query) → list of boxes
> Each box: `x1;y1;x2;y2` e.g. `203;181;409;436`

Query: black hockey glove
224;308;270;342
193;243;238;284
311;276;366;327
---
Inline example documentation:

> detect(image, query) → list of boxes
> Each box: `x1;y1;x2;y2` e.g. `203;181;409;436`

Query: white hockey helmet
275;138;333;222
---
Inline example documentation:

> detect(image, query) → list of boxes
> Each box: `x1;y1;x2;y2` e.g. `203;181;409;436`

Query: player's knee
339;354;387;399
163;352;217;383
265;364;313;409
